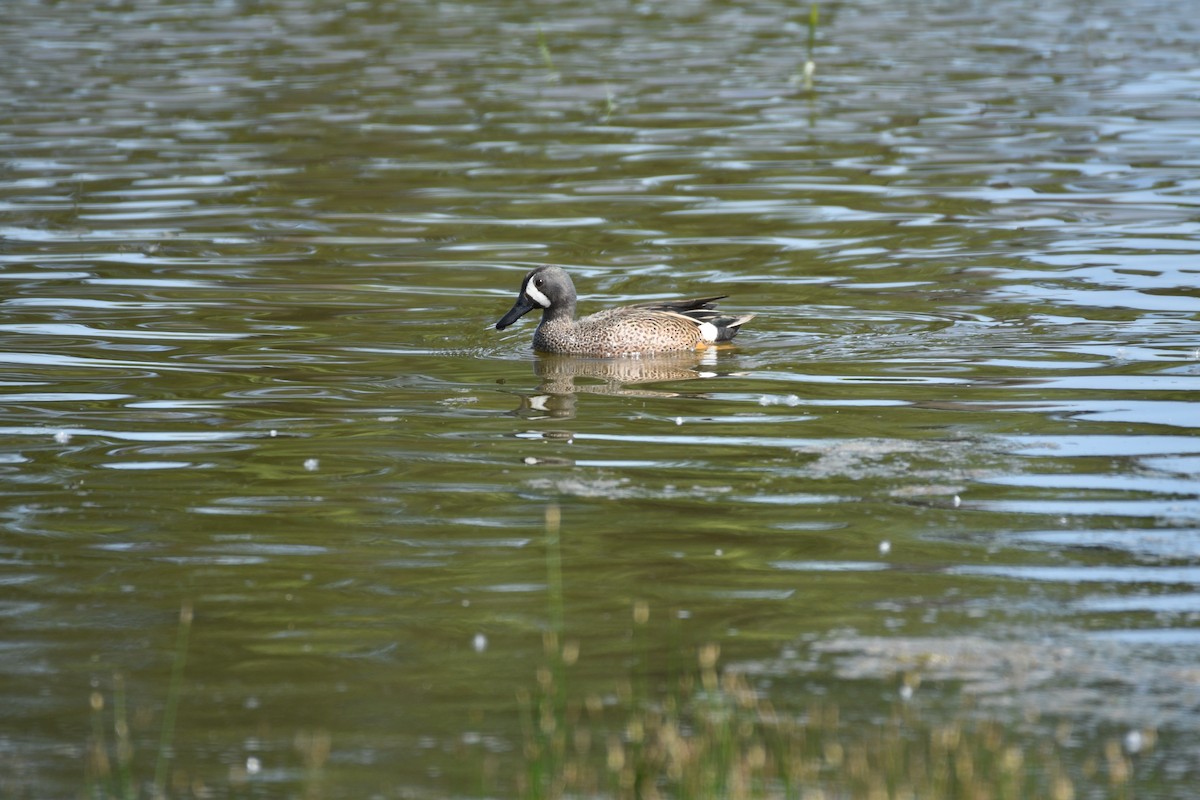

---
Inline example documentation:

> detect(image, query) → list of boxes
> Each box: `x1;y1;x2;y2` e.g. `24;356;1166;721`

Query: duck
494;265;754;356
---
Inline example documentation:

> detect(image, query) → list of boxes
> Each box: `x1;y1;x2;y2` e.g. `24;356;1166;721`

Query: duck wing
631;296;728;315
633;296;755;342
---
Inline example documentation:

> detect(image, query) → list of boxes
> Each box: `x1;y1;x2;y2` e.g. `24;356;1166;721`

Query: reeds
537;25;560;83
792;3;820;92
515;631;1153;800
86;600;194;800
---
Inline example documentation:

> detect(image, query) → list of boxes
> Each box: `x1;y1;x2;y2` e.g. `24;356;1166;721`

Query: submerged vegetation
77;513;1161;800
537;24;560;83
86;603;194;800
792;2;820;92
511;507;1155;800
516;630;1154;800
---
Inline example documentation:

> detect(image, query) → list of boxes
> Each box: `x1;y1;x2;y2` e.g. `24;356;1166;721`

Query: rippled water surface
3;0;1200;797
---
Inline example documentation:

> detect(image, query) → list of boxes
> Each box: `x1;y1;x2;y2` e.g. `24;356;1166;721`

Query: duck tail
714;312;755;341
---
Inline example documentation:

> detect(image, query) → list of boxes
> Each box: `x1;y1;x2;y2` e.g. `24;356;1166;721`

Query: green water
2;0;1199;797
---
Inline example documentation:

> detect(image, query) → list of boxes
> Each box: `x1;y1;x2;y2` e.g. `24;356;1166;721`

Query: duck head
495;265;577;329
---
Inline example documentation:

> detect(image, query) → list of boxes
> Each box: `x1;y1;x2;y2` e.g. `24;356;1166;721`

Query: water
2;0;1199;796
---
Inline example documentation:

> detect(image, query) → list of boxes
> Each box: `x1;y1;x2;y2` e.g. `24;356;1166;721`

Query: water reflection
513;348;734;418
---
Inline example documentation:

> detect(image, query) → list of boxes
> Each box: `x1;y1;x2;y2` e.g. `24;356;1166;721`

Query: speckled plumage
494;265;754;356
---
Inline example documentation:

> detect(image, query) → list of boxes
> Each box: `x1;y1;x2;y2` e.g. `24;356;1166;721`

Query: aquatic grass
112;674;135;799
518;503;573;799
153;601;193;797
602;84;618;123
536;25;560;83
792;3;820;92
85;601;194;800
86;675;135;800
804;3;818;91
532;23;617;121
515;621;1155;800
508;502;1159;800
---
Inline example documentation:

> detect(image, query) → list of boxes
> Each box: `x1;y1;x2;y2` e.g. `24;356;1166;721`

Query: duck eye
535;278;543;286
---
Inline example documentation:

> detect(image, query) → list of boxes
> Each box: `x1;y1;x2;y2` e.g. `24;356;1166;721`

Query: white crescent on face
525;280;552;308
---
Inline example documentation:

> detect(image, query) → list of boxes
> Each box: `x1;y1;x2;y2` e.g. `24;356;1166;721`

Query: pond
2;0;1199;797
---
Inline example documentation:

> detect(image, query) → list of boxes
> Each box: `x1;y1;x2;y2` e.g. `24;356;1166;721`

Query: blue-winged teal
494;265;754;356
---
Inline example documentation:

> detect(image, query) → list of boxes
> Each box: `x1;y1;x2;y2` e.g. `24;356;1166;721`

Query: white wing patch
525;281;552;308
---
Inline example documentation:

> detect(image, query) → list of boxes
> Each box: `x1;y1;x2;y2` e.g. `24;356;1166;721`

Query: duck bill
495;294;538;330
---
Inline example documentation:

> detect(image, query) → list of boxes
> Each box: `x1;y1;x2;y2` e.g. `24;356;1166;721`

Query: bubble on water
303;458;319;471
952;495;961;508
246;757;261;775
54;430;72;444
675;416;684;426
1124;729;1144;754
899;684;914;701
473;633;487;653
758;394;802;407
879;540;891;555
268;429;277;437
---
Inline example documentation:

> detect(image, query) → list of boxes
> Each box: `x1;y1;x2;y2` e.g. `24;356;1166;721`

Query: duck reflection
515;348;726;419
